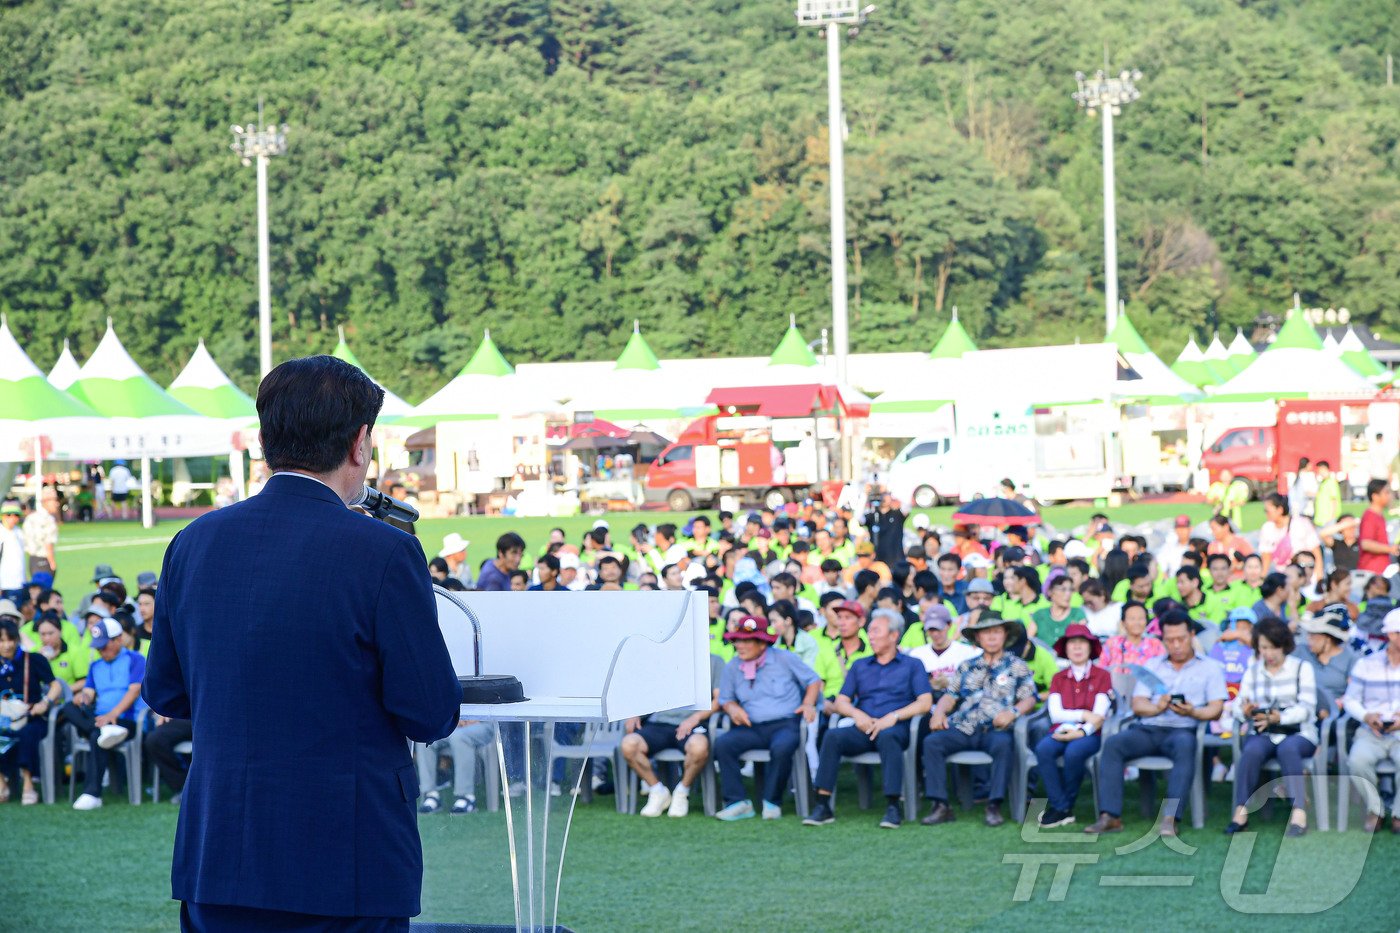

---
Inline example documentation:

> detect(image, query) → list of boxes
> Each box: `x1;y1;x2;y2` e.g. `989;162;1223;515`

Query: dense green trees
0;0;1395;399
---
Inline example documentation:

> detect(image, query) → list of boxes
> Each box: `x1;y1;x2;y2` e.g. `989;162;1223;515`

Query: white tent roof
48;340;81;390
1209;348;1375;400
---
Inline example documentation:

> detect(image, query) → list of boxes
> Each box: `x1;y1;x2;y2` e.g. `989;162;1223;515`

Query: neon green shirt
814;634;873;697
1028;605;1086;646
991;594;1048;624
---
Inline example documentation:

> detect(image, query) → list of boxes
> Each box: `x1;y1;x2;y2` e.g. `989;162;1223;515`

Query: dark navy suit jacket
143;473;461;918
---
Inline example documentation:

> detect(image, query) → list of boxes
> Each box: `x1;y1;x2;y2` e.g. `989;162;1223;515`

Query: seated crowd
4;482;1400;839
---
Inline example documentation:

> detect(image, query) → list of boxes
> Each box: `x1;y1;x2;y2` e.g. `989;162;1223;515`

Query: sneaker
802;801;836;826
879;804;902;829
1039;808;1075;828
716;800;755;822
1211;761;1228;783
739;761;755;778
508;782;527;798
548;781;563;798
72;793;103;811
762;801;781;820
418;792;442;814
666;789;690;818
97;724;129;750
450;796;476;814
640;785;672;817
21;789;39;806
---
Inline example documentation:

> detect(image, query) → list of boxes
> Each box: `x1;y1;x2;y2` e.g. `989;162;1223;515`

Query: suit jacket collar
261;472;349;508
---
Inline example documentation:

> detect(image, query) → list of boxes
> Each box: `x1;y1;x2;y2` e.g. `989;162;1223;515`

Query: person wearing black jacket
864;492;907;569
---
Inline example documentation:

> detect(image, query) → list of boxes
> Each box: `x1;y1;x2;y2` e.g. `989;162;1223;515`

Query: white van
886;435;960;508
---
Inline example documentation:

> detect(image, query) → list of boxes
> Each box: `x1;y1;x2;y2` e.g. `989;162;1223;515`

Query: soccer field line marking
57;537;172;551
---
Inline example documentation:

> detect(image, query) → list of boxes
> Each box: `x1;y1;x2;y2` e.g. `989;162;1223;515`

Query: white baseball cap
1063;539;1090;560
1383;608;1400;635
559;553;581;571
912;514;931;531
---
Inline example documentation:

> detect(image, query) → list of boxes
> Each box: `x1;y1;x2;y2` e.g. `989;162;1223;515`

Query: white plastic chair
67;717;143;807
624;715;718;817
151;739;194;804
1101;715;1208;829
711;716;811;816
546;720;630;813
943;715;1029;821
823;714;923;822
1335;713;1398;831
414;737;500;813
1229;719;1329;831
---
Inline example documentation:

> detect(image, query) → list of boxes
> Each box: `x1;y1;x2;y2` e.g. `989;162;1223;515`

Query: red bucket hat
1052;623;1102;661
723;614;778;644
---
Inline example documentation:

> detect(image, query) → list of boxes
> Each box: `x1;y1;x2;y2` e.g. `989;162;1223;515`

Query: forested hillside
0;0;1396;398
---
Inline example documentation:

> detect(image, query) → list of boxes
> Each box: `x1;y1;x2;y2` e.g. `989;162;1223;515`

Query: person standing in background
22;487;60;578
1312;461;1342;530
1358;479;1397;576
107;460;134;520
0;501;26;601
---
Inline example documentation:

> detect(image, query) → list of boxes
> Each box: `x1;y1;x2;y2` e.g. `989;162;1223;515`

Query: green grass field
2;774;1397;932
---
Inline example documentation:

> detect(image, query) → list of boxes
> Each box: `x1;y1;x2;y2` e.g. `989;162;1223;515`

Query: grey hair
869;607;905;639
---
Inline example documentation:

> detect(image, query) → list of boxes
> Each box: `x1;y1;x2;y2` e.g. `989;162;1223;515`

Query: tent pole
141;453;153;529
33;434;43;497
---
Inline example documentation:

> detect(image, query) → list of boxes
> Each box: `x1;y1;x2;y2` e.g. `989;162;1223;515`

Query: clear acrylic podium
413;588;709;932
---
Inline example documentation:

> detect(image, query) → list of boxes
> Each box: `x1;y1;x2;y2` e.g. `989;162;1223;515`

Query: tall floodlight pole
796;1;875;395
231;102;289;378
1073;67;1141;335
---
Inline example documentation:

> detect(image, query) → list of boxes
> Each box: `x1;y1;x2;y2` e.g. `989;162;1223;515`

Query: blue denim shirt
719;646;820;725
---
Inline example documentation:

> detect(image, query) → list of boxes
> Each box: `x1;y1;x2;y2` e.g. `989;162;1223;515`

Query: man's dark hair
656;523;677;541
586;528;608;548
819;591;846;608
0;619;18;641
876;585;904;607
1206;552;1232;568
1126;563;1152;582
508;570;529;585
1158;609;1194;635
36;588;56;607
913;569;939;595
1046;540;1064;557
1175;565;1201;584
537;553;560;573
428;557;450;575
718;510;733;523
820;558;844;574
597;555;621;572
496;532;526;556
692;515;711;528
1316;460;1330;470
1368;478;1389;501
693;584;718;598
1066;557;1090;577
1265;492;1289;514
734;581;758;600
1013;566;1041;592
1079;579;1107;599
256;355;385;474
936;552;962;569
853;569;881;596
771;571;798;590
440;578;466;592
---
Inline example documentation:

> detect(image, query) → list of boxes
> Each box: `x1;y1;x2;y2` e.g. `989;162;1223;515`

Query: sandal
1223;820;1248;835
22;789;39;806
417;792;441;814
450;796;476;814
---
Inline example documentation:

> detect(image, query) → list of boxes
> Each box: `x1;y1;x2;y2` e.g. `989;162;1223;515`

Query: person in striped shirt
1343;609;1400;833
1226;617;1317;837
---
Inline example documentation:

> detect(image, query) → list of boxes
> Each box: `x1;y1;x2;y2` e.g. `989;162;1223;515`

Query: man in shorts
620;652;722;817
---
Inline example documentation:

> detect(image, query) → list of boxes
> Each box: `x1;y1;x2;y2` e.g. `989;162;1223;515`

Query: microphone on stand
350;485;420;524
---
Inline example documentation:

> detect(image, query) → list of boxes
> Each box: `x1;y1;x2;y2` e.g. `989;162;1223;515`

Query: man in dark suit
144;355;461;932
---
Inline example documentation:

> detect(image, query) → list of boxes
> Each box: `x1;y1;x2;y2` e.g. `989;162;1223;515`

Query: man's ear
349;425;371;467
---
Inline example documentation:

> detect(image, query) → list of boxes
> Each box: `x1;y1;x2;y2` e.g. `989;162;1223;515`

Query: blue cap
1224;606;1258;628
88;617;121;649
136;572;158;588
26;571;54;589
